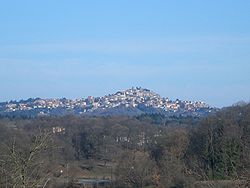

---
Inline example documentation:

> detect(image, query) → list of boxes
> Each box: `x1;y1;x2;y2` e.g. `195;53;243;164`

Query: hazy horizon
0;1;250;108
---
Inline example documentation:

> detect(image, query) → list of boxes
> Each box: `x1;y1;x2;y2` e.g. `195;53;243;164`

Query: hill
0;87;216;118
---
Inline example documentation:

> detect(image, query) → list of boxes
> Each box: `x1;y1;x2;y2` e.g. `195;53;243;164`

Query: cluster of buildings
3;98;86;112
0;87;211;115
95;87;209;112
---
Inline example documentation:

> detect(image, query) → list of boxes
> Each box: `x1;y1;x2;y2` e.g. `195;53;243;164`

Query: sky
0;0;250;107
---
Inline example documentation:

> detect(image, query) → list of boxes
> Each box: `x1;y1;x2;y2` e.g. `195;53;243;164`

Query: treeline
0;104;250;187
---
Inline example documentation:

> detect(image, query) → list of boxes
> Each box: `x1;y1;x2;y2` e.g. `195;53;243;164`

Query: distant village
0;87;212;116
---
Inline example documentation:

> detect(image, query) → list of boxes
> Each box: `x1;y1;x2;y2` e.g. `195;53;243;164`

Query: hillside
0;87;216;117
0;104;249;187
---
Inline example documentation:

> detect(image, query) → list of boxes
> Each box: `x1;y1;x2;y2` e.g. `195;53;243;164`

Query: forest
0;104;250;188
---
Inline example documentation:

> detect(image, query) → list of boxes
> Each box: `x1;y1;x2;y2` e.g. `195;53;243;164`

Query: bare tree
115;151;155;188
0;130;53;188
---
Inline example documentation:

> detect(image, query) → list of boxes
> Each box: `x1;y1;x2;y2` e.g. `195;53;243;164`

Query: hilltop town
0;87;214;117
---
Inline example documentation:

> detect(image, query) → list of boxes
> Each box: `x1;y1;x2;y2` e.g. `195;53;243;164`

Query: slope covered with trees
0;104;249;187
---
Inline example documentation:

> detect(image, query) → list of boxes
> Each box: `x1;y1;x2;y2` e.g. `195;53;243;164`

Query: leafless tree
115;151;155;188
0;130;54;188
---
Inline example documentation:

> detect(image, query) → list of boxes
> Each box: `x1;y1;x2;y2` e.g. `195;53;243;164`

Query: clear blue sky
0;0;249;107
